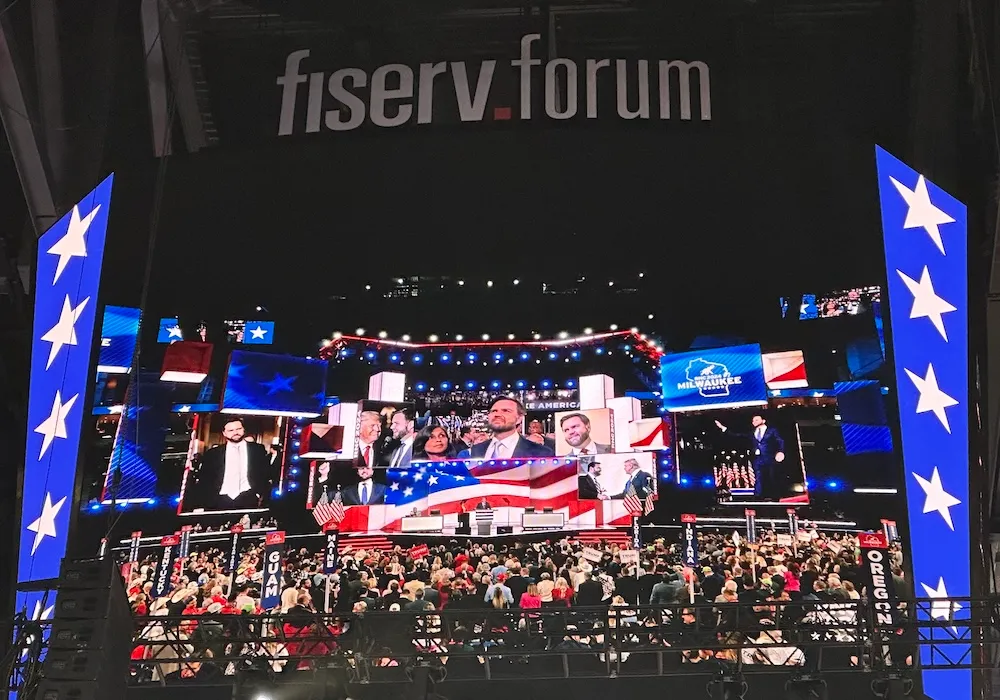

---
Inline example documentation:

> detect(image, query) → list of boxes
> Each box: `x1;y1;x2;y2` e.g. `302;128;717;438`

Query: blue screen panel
96;305;141;373
221;350;327;417
19;175;113;603
660;343;767;412
876;146;970;699
243;320;275;345
156;317;183;343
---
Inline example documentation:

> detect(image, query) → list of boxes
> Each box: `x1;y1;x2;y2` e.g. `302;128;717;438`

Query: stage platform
336;527;633;553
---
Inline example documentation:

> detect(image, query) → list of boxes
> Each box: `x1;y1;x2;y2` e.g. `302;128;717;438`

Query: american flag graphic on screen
337;458;635;532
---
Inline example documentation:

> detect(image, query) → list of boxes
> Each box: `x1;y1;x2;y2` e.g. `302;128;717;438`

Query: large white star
921;577;963;632
166;324;183;339
890;174;955;255
896;267;956;341
46;204;100;285
249;325;268;340
26;493;67;555
904;364;958;433
39;295;90;370
912;467;961;530
33;391;79;459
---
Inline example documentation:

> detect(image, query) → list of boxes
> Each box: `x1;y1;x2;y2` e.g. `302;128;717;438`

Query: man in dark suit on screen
193;418;273;511
469;397;554;459
342;464;386;506
715;414;786;500
577;460;609;500
612;458;655;500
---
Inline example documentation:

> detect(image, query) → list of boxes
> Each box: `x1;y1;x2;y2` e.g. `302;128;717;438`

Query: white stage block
328;402;359;458
579;374;615;410
368;372;406;402
606;396;641;452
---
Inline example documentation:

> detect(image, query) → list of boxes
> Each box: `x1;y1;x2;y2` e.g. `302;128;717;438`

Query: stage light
648;314;654;319
826;480;840;490
548;352;557;360
584;327;593;334
291;455;299;461
486;280;494;287
630;327;638;333
289;482;298;491
490;380;501;389
333;331;342;339
356;328;365;334
456;334;464;341
533;333;541;340
540;380;552;388
440;382;451;390
173;496;181;504
365;351;376;360
465;381;476;390
429;334;439;342
610;324;618;330
292;440;300;448
702;477;713;486
440;353;451;363
513;279;520;285
390;354;400;362
493;352;503;361
272;487;282;497
458;280;465;286
519;352;530;361
377;330;387;338
294;427;302;435
412;354;423;363
415;382;427;391
558;331;568;339
680;477;690;485
639;272;645;278
466;353;477;362
89;503;100;511
515;380;526;388
571;351;580;359
596;348;605;355
565;379;576;388
365;284;371;290
290;468;299;476
401;334;411;341
482;334;490;340
507;333;515;339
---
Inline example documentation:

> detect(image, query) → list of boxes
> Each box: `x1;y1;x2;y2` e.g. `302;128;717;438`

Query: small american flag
623;486;656;516
313;491;345;527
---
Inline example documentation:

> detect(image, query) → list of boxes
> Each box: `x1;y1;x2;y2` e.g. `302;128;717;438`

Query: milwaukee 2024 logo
276;34;711;135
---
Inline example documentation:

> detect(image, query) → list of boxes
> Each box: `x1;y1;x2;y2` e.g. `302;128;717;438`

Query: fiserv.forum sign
276;33;711;135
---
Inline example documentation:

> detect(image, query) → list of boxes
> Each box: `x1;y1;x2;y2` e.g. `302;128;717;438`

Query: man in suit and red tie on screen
612;458;655;500
559;413;611;456
469;397;554;459
356;411;385;467
714;414;786;500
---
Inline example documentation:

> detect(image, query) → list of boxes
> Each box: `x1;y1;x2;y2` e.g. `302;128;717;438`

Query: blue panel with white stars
220;349;327;417
156;317;183;343
242;320;275;345
19;175;113;622
876;146;969;700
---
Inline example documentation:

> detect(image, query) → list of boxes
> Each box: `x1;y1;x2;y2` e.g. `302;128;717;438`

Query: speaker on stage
38;559;133;700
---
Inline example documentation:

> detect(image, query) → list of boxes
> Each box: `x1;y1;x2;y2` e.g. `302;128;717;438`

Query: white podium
475;509;494;536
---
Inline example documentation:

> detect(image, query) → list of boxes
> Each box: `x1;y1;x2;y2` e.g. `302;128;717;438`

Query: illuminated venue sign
18;176;113;611
276;33;711;136
660;343;768;412
876;146;969;699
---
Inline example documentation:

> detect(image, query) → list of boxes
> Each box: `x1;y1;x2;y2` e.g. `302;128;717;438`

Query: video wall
300;385;668;532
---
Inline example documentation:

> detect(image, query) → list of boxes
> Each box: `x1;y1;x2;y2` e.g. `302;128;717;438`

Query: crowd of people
124;529;913;683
